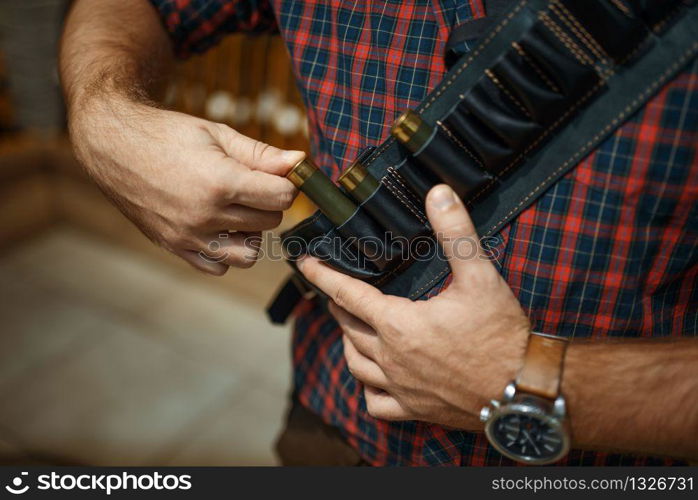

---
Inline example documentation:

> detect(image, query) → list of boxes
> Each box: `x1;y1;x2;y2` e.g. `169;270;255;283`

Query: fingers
343;335;389;389
363;386;411;421
231;167;298;211
177;249;229;276
205;125;302;211
214;205;282;232
329;301;380;361
199;231;262;269
425;184;488;282
297;256;387;327
212;123;306;176
179;231;261;274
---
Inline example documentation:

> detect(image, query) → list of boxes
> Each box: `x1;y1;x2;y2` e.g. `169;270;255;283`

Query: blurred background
0;0;315;465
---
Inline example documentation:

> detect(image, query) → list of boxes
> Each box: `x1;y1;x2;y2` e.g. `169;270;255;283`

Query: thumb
425;184;487;281
212;123;306;176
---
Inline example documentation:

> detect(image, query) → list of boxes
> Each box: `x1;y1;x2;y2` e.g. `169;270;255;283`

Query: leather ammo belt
267;0;698;324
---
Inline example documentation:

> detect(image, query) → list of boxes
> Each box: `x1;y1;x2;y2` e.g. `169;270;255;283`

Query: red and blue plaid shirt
151;0;697;466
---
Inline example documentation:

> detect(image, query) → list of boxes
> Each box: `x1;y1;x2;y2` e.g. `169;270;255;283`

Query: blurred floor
0;225;293;466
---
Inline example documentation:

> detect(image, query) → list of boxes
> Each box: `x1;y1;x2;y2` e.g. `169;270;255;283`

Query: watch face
486;402;569;464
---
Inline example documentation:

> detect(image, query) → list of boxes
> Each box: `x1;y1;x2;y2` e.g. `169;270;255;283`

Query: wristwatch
480;332;571;464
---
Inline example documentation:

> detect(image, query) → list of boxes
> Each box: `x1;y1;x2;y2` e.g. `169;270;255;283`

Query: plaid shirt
151;0;698;465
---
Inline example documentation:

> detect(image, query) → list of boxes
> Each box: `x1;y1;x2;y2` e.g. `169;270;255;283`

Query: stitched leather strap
446;0;511;55
516;332;569;400
267;1;698;324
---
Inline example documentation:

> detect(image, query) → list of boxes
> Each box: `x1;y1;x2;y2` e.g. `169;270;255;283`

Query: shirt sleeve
149;0;278;58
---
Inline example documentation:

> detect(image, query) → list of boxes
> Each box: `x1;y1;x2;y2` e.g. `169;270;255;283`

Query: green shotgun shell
390;109;433;153
286;158;357;227
338;159;380;203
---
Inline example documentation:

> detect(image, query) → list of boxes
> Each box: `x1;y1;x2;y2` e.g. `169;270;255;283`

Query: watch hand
522;429;541;456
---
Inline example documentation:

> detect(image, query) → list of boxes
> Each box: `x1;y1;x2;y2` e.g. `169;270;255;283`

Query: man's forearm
563;338;698;460
60;0;173;111
58;0;301;277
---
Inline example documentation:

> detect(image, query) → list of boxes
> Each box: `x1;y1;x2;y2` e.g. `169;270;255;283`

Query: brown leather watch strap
516;332;569;400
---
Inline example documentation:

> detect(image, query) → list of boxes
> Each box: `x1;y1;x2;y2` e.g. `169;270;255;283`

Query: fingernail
296;254;307;270
430;184;457;210
283;150;305;164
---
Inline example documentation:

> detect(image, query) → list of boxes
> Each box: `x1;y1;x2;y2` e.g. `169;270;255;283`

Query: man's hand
60;0;304;276
299;184;698;460
70;95;303;275
298;184;530;429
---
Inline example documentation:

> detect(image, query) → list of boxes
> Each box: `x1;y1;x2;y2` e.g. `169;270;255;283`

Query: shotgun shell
337;159;380;203
390;109;433;153
286;158;357;227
